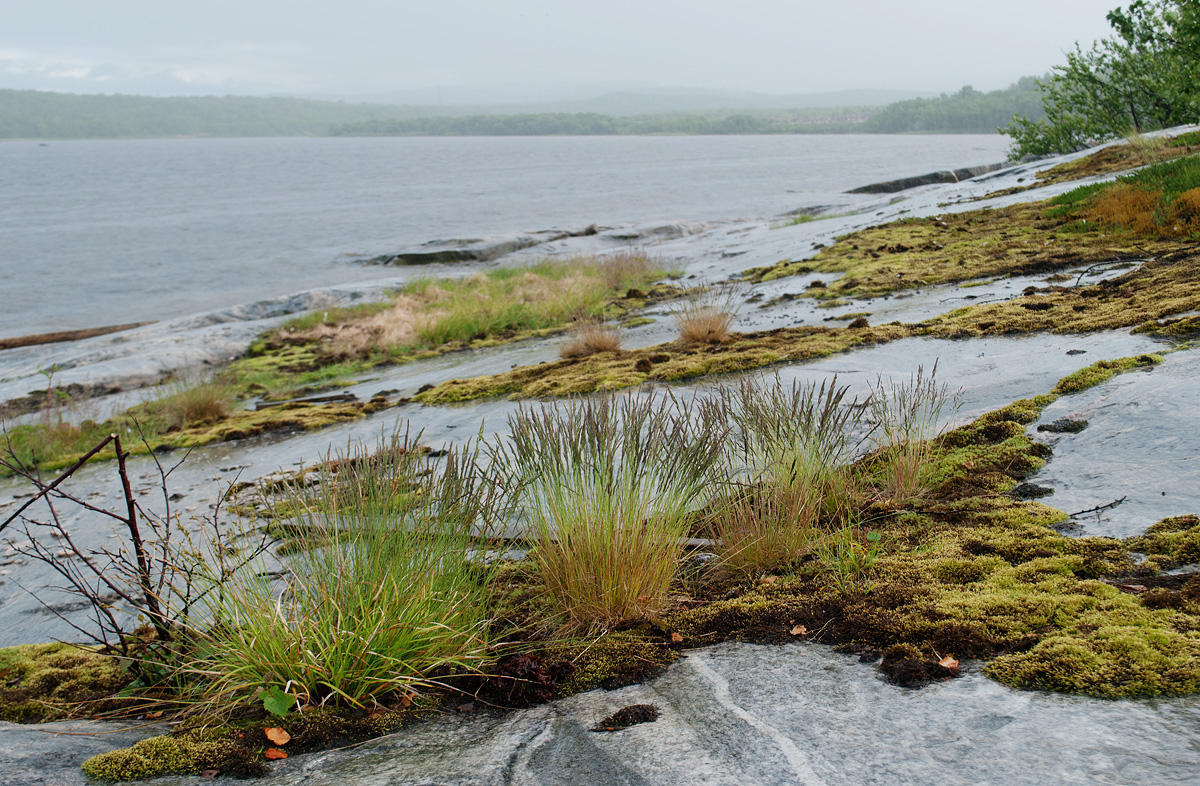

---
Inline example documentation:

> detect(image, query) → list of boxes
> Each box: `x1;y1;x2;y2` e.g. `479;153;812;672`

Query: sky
1;0;1127;101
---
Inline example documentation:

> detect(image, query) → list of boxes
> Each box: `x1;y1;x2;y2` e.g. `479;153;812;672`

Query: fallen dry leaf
760;576;778;585
670;632;684;644
790;625;807;636
200;770;219;779
962;460;976;470
264;727;291;746
938;655;960;670
264;748;288;760
1119;584;1149;594
143;710;164;720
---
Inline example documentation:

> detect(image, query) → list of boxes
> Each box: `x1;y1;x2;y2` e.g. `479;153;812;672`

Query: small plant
671;284;741;346
191;430;502;709
559;320;622;359
867;364;960;504
817;524;884;590
494;390;728;632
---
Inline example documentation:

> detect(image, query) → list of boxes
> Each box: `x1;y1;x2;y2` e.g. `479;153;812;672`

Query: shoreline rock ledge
847;162;1005;194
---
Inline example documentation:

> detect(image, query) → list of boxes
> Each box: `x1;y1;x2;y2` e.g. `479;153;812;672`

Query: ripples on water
0;134;1010;336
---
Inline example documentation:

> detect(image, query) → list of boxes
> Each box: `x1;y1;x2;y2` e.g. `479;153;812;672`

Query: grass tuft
494;390;727;632
189;430;500;709
672;285;740;346
559;321;623;359
867;364;960;505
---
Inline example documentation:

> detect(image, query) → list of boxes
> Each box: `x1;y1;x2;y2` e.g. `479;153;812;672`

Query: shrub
494;390;728;632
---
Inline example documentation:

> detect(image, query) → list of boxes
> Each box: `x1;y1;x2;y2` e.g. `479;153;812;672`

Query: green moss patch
416;323;909;404
0;643;133;722
80;707;410;781
742;200;1172;295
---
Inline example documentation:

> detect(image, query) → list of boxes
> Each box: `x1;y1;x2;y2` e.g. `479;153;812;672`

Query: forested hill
861;79;1046;133
0;91;417;138
0;81;1045;139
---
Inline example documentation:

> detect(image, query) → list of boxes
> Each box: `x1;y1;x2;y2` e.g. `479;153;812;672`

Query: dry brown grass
559;321;623;359
672;286;740;346
289;295;433;360
1084;184;1164;235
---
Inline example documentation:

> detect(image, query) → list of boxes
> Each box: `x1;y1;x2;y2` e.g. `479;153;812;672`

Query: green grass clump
189;432;501;709
259;253;671;368
710;375;864;575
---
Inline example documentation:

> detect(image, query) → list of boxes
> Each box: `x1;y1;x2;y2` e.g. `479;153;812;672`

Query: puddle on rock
1031;347;1200;538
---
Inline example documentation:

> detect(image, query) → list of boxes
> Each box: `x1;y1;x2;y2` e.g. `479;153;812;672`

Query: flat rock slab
0;720;163;786
16;643;1197;786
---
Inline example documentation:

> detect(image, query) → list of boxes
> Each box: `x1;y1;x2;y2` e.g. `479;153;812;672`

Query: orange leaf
760;576;778;585
264;727;291;745
790;625;807;636
144;710;164;720
670;632;684;644
938;655;959;670
264;747;288;760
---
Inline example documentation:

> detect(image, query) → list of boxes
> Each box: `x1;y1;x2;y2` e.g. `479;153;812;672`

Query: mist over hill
0;81;1042;139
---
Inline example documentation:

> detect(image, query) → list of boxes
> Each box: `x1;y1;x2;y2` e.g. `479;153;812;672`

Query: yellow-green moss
741;200;1174;296
1052;355;1162;394
0;643;130;723
546;636;680;697
416;324;910;404
81;735;236;781
80;706;411;781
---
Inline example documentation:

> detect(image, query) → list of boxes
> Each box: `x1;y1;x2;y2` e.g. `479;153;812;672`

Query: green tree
1003;0;1200;158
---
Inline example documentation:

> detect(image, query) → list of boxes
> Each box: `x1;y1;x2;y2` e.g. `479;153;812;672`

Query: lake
0;134;1011;337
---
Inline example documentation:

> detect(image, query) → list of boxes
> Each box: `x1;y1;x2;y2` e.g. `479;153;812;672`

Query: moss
547;636;680;696
1051;354;1161;394
0;643;131;722
81;706;412;781
1127;515;1200;565
81;735;236;781
741;200;1174;297
416;324;910;404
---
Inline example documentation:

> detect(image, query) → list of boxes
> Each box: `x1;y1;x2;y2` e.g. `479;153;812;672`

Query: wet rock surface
846;162;1005;194
10;644;1199;786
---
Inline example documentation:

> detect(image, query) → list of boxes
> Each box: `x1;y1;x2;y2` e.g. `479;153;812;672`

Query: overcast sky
1;0;1126;100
